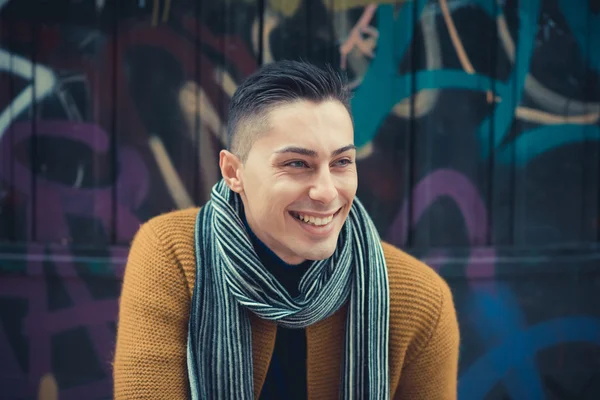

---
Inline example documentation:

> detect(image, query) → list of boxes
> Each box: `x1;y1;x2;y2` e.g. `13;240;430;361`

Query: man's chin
294;245;337;262
285;230;342;262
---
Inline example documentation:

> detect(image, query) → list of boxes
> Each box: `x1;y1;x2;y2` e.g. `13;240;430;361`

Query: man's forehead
256;130;355;154
268;99;346;118
243;100;354;158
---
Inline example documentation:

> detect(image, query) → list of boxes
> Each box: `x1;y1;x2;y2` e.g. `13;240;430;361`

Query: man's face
236;99;357;265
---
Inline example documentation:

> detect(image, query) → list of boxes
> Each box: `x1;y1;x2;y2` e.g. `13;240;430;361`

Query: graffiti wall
1;0;600;398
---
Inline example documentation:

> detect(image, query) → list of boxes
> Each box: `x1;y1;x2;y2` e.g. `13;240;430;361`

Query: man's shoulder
126;208;201;297
138;207;200;243
381;241;454;323
381;241;446;288
380;242;459;378
129;207;201;268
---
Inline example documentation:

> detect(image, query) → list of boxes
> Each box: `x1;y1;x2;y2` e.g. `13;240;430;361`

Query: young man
113;60;460;399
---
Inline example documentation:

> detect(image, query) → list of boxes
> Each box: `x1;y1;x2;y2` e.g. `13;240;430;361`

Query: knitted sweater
113;208;460;399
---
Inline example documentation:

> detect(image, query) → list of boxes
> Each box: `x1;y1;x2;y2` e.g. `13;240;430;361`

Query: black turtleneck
243;216;311;400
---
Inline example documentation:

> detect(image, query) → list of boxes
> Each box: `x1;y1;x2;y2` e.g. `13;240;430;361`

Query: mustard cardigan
113;208;460;399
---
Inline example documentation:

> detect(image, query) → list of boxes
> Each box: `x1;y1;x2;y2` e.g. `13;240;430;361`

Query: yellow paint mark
496;13;599;123
268;0;302;16
149;136;195;209
152;0;160;27
178;81;224;201
329;0;408;12
497;14;515;62
339;4;378;70
516;107;599;125
162;0;171;23
267;0;405;16
440;0;474;74
439;0;504;104
38;373;58;400
198;122;221;202
215;68;238;98
252;12;280;63
179;81;226;143
392;89;439;119
199;89;226;143
356;141;374;160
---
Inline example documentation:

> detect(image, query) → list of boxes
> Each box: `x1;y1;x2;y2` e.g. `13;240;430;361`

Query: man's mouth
289;208;342;226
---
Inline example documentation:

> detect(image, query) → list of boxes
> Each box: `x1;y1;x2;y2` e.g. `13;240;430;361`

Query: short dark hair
227;60;352;161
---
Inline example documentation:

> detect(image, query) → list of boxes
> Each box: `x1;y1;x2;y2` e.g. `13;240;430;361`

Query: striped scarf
187;179;390;399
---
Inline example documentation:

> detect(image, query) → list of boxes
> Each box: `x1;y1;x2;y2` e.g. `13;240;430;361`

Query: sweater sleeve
394;279;460;400
113;222;191;399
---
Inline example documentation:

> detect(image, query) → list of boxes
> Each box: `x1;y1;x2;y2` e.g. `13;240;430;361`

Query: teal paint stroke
352;0;598;166
497;124;600;166
352;1;499;148
351;3;420;148
478;1;541;158
412;70;503;93
352;1;545;161
556;0;600;71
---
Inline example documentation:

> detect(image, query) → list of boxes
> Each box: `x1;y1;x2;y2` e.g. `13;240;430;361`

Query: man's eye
285;160;308;168
334;159;353;167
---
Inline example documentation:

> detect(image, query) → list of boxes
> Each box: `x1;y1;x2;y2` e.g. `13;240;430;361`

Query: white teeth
294;212;335;226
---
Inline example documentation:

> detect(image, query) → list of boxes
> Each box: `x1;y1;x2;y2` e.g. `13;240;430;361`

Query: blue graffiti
463;285;546;399
352;1;598;165
459;292;600;400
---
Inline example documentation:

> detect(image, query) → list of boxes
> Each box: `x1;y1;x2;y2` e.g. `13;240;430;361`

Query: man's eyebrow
274;146;318;157
331;144;357;157
274;144;356;158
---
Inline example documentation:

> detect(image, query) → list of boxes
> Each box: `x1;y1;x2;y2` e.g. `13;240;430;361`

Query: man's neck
242;214;300;268
242;212;311;297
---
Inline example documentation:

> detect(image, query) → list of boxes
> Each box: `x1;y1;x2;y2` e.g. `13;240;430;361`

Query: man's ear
219;150;244;193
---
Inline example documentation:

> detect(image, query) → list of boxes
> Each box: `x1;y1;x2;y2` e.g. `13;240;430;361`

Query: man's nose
309;169;337;204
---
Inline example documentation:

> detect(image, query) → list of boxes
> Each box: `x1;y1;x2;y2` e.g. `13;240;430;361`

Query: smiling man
113;60;460;399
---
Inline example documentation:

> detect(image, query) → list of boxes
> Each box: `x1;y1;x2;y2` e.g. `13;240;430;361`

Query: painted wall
1;0;600;398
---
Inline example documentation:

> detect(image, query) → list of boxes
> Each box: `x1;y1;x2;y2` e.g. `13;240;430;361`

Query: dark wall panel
30;3;116;245
407;0;496;249
0;9;14;241
508;0;599;246
0;3;36;243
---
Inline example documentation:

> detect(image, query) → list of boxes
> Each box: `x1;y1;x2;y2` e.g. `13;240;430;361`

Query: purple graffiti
0;120;146;398
386;169;496;287
0;247;126;399
0;121;148;241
